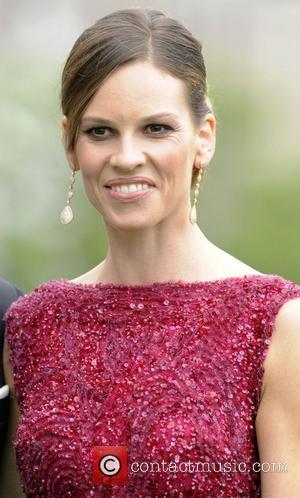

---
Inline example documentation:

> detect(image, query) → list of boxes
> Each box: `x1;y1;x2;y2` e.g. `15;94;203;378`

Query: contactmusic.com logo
92;446;128;485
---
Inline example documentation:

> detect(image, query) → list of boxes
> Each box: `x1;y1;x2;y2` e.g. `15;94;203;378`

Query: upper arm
0;331;25;497
3;331;15;397
0;397;25;497
255;297;300;497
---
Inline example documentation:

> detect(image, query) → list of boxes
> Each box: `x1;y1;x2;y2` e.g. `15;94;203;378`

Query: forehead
83;61;190;121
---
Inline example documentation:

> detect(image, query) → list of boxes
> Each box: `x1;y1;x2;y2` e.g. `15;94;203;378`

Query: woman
3;8;300;497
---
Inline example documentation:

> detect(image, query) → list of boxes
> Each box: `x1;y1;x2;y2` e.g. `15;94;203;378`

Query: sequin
5;274;300;497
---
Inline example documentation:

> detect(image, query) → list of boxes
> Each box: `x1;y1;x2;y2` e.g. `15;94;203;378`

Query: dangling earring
60;169;76;224
189;158;203;225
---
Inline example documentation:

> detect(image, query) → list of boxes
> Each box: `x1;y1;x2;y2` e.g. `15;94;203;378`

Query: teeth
111;183;151;193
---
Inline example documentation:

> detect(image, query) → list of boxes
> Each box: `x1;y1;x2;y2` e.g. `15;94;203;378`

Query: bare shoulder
208;243;264;279
69;261;105;285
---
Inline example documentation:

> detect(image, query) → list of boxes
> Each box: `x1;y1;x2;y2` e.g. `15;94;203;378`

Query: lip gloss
105;186;155;201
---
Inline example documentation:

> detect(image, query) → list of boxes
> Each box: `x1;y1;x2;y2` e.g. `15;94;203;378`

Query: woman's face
63;60;215;230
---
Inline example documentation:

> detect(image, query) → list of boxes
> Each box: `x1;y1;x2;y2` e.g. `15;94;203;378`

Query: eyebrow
80;112;180;126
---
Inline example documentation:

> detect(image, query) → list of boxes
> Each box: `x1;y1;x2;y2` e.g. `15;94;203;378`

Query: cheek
158;143;191;182
75;142;104;178
74;143;106;208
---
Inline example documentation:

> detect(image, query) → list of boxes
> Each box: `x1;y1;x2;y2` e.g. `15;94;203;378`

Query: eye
84;127;111;139
145;124;173;134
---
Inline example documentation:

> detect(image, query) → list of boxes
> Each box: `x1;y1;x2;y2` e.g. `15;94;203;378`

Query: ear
194;112;216;167
61;115;80;171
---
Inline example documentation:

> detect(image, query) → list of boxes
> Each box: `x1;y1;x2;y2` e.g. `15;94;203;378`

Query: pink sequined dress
5;274;300;497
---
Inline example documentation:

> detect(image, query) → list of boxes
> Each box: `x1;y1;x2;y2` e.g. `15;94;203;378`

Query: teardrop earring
59;169;76;224
189;158;203;225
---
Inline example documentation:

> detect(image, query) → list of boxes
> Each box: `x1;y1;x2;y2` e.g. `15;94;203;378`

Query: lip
105;185;155;202
104;176;156;188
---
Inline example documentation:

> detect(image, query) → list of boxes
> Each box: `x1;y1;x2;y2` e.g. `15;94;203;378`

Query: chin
104;213;158;230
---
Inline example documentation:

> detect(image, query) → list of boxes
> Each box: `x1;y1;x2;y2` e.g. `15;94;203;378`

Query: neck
95;218;218;285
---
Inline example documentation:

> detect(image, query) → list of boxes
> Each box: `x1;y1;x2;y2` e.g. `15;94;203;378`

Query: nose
109;135;146;171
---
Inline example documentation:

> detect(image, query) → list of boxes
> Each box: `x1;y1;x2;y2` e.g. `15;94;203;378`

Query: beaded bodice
5;274;300;497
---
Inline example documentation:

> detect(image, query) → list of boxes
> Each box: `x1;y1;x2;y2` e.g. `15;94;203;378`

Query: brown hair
61;8;211;186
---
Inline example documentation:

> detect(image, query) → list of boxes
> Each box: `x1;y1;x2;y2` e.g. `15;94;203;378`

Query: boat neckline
45;273;282;291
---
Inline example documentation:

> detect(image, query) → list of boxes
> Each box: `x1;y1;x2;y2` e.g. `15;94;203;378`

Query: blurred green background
1;0;299;292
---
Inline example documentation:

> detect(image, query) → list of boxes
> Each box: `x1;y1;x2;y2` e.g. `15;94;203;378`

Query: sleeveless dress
5;274;300;498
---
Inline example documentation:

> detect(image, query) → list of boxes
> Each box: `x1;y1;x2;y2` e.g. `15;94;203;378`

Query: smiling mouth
106;183;153;193
105;184;155;201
